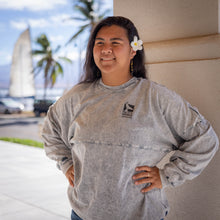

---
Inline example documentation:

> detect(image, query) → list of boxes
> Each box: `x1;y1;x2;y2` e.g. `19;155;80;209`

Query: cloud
0;51;12;65
0;0;68;11
10;14;81;30
29;18;51;28
57;50;79;61
50;14;81;27
10;18;54;30
50;35;65;43
10;19;50;30
10;20;29;30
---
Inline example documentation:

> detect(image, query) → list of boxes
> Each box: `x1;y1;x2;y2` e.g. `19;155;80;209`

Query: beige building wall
114;0;220;219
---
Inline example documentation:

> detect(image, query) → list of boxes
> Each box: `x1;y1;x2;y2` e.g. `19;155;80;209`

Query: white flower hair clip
131;36;143;51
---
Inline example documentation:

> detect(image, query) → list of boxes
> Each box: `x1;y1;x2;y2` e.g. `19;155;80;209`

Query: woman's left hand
132;166;162;193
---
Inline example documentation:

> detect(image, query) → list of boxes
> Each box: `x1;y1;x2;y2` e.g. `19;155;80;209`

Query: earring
130;59;134;75
96;69;101;78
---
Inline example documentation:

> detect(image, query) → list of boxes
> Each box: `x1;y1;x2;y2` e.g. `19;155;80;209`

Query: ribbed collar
98;77;137;90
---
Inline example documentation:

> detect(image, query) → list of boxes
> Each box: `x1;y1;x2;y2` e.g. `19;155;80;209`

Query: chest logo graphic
122;102;135;118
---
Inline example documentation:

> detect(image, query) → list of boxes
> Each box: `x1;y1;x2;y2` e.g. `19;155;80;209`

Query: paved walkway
0;140;71;220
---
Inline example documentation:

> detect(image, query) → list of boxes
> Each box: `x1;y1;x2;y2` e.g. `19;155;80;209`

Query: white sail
9;28;35;97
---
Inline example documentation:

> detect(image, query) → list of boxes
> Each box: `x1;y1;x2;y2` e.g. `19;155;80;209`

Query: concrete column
114;0;220;219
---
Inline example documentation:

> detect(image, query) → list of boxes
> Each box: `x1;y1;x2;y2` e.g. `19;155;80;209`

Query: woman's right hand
65;165;74;187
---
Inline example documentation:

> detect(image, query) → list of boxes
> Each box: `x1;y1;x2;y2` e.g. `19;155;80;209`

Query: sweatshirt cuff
57;159;73;175
159;169;171;188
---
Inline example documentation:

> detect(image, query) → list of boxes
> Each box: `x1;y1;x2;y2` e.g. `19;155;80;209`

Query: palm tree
66;0;110;45
32;34;72;99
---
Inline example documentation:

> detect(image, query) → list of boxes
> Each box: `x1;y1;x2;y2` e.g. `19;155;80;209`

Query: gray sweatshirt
42;77;219;220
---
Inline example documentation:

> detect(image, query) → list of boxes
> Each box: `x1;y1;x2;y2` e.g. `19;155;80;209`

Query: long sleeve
157;85;219;188
42;104;73;174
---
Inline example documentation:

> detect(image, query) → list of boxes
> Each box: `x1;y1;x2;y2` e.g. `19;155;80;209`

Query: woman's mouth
101;57;115;61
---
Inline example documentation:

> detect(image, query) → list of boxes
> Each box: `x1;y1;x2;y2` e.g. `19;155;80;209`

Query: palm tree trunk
44;77;47;100
44;61;51;100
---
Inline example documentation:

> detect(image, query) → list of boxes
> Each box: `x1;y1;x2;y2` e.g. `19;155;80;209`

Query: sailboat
9;28;35;110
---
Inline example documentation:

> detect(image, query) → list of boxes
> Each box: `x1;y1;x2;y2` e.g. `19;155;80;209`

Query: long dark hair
80;16;147;83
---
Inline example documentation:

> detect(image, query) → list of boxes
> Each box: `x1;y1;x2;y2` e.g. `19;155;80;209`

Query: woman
42;16;219;220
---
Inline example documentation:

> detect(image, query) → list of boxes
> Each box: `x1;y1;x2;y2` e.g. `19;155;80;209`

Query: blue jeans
71;209;165;220
71;210;83;220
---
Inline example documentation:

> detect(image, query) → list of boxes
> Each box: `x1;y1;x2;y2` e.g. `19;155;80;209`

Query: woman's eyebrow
110;38;124;41
95;37;124;41
95;37;104;41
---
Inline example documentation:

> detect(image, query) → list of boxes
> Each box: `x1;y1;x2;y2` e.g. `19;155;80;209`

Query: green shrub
0;137;44;148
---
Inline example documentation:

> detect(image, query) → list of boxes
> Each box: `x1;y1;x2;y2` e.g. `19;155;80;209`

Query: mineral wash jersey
42;77;218;220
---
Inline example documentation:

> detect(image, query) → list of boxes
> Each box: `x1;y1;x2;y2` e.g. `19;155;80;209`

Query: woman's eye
112;42;120;45
96;42;104;45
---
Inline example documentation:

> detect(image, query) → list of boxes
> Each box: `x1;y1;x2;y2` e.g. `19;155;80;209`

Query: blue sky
0;0;113;88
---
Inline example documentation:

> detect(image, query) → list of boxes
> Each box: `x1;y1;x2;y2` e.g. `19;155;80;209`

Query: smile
101;57;115;61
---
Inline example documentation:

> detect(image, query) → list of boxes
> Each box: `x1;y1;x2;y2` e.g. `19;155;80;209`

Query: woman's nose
101;45;112;54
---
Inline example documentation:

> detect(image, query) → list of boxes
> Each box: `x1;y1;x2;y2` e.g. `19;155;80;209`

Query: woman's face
93;25;136;77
